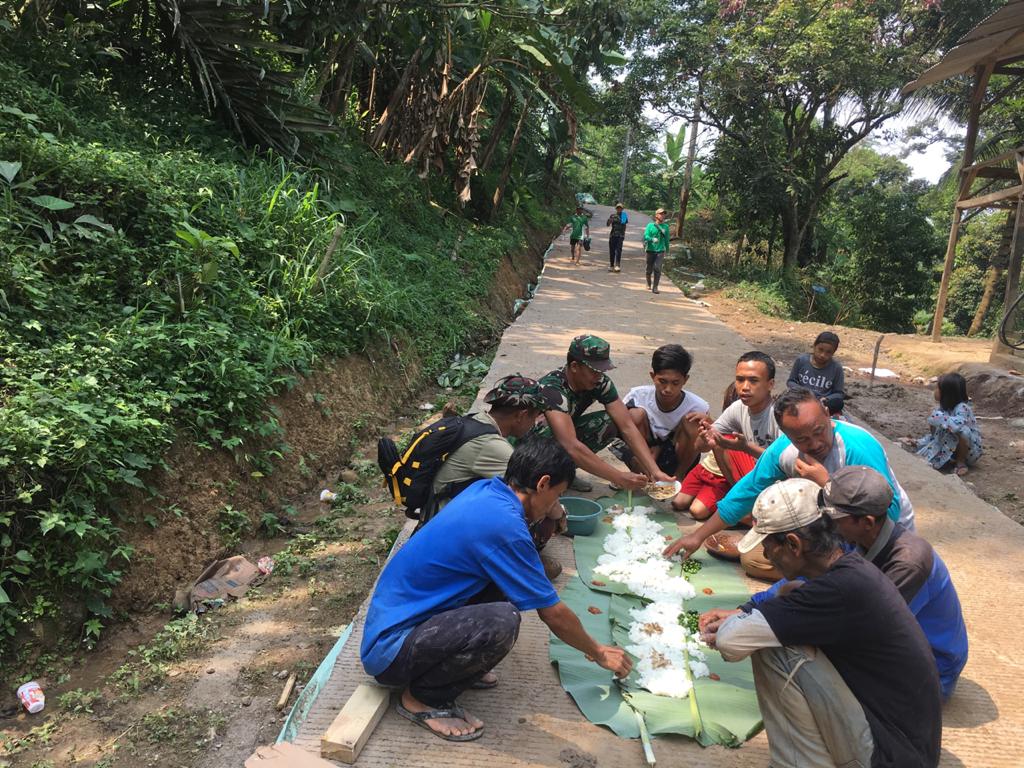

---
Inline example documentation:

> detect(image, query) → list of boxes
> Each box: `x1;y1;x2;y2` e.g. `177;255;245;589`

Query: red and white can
17;681;45;714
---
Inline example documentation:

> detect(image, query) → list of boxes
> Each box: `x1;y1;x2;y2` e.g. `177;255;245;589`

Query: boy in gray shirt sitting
787;331;845;415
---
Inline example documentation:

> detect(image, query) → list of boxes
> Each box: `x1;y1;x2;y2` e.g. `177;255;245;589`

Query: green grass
110;614;213;693
722;280;792;318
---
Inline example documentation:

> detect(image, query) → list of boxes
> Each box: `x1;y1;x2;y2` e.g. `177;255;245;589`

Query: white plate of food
645;480;682;501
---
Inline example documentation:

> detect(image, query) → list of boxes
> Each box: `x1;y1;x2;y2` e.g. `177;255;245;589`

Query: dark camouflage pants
373;602;521;707
533;411;618;454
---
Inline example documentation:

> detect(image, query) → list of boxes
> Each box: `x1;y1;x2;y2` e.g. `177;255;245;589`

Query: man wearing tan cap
699;478;941;768
741;465;968;702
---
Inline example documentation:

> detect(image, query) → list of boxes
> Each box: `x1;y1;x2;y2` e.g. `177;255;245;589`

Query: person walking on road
565;204;590;265
643;208;670;293
606;203;627;272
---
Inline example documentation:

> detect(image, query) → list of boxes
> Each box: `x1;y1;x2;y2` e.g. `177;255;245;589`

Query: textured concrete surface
294;205;1022;766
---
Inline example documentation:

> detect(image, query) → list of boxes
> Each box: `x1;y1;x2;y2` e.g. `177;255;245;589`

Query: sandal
395;702;483;742
955;464;969;477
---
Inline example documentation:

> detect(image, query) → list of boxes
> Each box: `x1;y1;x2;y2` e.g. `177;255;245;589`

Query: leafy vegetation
0;0;1011;660
0;21;571;654
110;614;213;693
566;0;1009;335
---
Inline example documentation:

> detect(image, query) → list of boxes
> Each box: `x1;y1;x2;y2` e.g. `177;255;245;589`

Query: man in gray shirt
702;350;780;459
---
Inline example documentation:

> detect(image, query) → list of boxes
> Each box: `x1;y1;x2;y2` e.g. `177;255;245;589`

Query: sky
892;141;951;184
872;113;962;185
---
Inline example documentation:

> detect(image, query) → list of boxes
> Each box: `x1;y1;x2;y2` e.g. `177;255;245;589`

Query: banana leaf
549;491;763;747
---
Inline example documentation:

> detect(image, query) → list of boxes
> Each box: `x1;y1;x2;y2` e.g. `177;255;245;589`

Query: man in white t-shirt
620;345;710;478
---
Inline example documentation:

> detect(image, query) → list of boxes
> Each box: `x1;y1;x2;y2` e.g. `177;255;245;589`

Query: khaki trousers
752;645;874;768
740;543;784;582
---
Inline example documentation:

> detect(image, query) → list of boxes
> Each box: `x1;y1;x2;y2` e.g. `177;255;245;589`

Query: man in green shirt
534;335;675;492
643;207;671;294
565;205;590;265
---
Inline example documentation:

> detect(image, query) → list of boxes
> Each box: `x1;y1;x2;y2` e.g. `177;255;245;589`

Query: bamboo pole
1000;196;1024;332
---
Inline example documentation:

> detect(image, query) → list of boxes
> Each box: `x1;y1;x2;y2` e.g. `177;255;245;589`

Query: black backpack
377;414;499;522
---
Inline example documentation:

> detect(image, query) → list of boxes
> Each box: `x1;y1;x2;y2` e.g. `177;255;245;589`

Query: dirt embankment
112;228;549;616
0;228;553;768
703;289;1024;525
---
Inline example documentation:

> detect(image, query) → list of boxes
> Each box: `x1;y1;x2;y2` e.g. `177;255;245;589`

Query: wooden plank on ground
245;741;337;767
321;683;391;764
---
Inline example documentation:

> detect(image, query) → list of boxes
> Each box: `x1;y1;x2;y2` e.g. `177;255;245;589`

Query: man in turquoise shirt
665;387;914;562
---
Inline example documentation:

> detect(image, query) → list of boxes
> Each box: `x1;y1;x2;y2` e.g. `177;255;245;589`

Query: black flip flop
395;702;484;742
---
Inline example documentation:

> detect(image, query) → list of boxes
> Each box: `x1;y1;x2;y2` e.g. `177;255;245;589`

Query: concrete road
295;204;1023;767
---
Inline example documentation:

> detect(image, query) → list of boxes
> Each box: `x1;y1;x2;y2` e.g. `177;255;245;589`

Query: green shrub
912;309;957;337
723;280;791;317
0;42;556;654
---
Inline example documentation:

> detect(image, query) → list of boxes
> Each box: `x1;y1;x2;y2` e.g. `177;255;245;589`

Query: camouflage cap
568;334;615;372
484;374;556;410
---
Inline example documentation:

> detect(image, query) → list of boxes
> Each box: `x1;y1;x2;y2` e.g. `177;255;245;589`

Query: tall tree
630;0;998;276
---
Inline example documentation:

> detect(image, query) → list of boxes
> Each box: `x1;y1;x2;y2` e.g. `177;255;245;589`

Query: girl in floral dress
916;373;982;476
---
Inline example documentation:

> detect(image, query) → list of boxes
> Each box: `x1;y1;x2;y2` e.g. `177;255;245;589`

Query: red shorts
680;463;730;514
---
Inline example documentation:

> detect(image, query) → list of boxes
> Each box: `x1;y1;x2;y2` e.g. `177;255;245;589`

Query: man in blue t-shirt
741;465;968;701
361;437;631;742
665;387;914;575
822;465;967;699
700;479;941;768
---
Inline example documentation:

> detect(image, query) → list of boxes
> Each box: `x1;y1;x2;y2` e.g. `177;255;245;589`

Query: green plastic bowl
561;496;603;536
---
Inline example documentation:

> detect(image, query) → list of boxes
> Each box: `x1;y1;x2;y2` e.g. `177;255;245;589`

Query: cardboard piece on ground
321;683;391;764
245;741;336;767
189;555;262;611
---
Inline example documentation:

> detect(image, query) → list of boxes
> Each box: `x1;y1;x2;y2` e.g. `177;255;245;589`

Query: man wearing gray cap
699;478;941;768
822;465;968;700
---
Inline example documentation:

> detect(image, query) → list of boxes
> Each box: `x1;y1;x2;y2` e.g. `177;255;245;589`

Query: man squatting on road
701;477;942;768
746;465;968;700
534;334;675;493
360;437;630;741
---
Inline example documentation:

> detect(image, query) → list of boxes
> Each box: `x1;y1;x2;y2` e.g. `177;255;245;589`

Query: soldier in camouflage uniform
534;334;675;492
431;375;566;571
